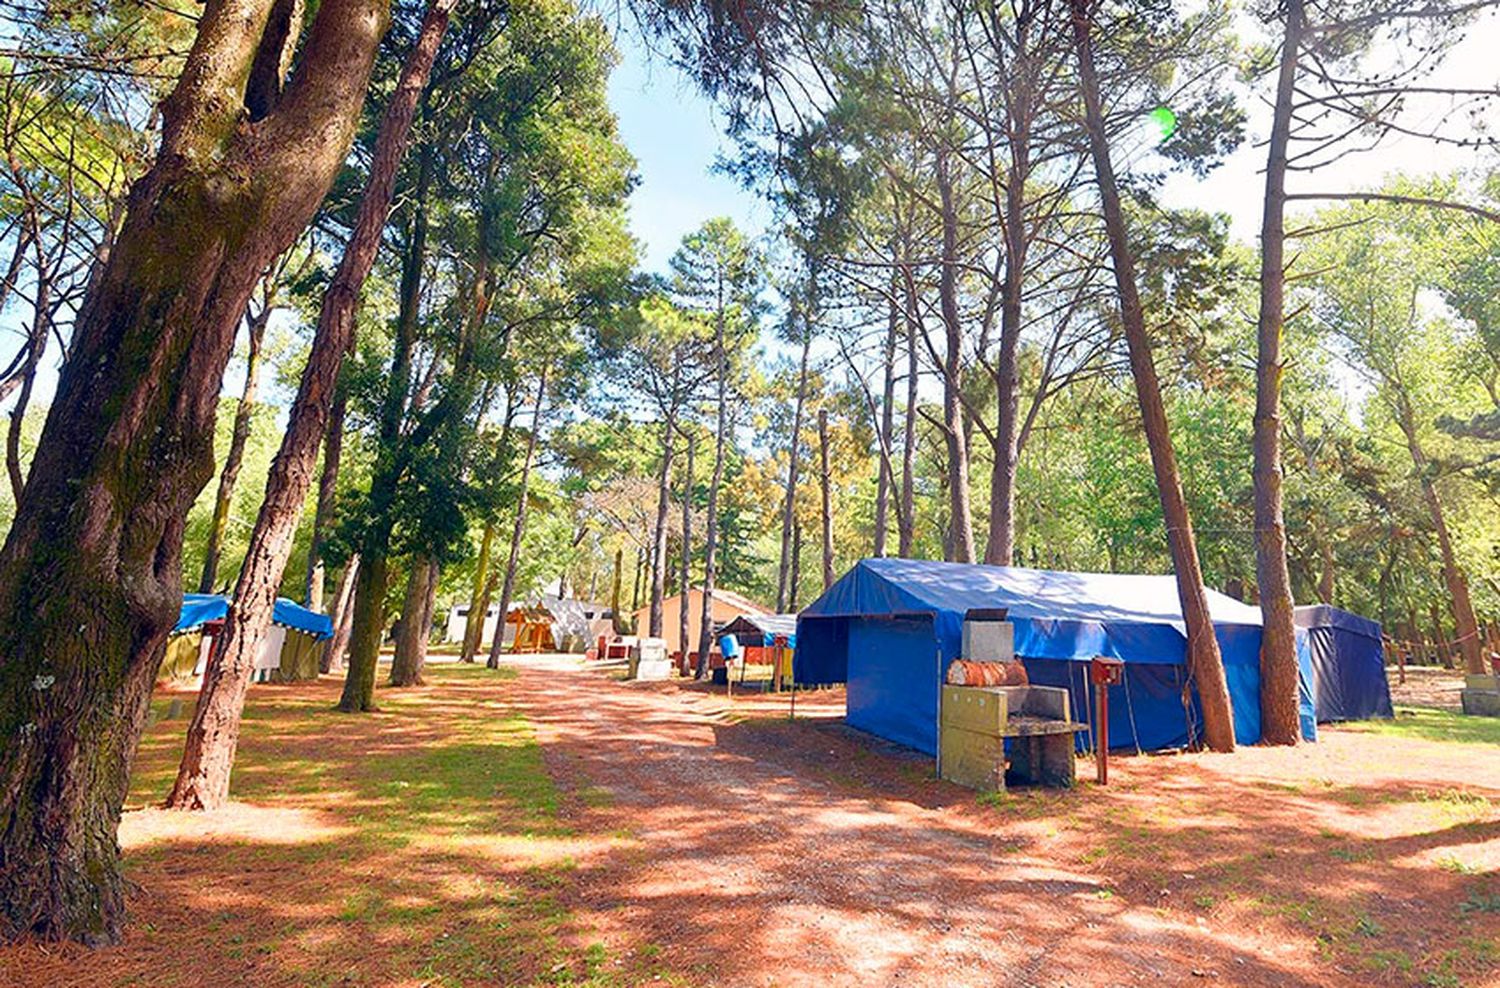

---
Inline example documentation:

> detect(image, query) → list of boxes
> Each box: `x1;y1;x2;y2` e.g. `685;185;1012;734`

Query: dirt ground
1391;665;1468;712
2;657;1495;988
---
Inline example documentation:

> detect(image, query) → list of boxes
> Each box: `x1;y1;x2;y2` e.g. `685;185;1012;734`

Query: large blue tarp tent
1294;604;1392;722
176;593;334;640
795;558;1316;755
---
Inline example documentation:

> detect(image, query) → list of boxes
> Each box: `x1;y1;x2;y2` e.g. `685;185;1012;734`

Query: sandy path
503;657;1364;988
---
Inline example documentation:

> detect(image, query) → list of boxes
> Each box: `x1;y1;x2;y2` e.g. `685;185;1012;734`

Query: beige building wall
633;589;767;655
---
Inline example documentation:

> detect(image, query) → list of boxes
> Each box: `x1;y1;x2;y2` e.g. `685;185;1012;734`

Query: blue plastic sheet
175;593;334;640
795;558;1317;755
1294;605;1392;722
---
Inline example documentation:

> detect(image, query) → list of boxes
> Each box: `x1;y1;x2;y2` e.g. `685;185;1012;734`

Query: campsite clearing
4;658;1495;988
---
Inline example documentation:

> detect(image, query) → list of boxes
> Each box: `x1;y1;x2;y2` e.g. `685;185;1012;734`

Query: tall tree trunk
789;522;803;611
776;332;812;609
305;386;347;609
390;555;438;686
648;395;678;637
5;234;50;505
199;300;273;593
609;545;623;634
1069;0;1236;751
818;408;835;591
874;299;897;557
899;283;918;557
984;110;1028;567
0;0;388;943
1251;0;1305;746
167;0;454;809
631;545;644;616
935;149;974;562
323;553;360;673
487;367;548;668
1399;406;1486;674
678;431;694;656
461;521;496;663
340;129;437;713
695;307;731;675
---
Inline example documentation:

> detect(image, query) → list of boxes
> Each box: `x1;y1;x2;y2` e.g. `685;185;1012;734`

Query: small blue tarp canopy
175;593;334;640
795;558;1316;755
1294;604;1392;722
717;613;798;649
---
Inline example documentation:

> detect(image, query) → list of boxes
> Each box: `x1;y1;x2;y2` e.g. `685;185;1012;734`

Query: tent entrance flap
845;614;942;756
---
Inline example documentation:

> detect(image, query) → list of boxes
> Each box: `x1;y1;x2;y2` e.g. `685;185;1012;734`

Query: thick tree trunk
461;521;496;662
874;300;897;557
323;553;360;673
390;555;438;686
0;0;388;943
168;0;454;809
340;552;390;711
695;310;730;675
487;368;548;668
1251;0;1304;746
776;333;811;610
1069;0;1236;751
818;408;835;591
678;431;694;657
648;399;678;637
305;387;347;609
936;151;975;563
199;301;273;593
1400;408;1486;674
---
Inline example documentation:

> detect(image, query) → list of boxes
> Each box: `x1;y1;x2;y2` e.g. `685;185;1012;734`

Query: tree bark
1399;404;1486;674
487;367;548;668
610;545;623;634
199;300;273;594
340;126;436;712
874;299;897;557
789;522;803;611
818;407;835;591
899;280;918;557
678;431;694;657
984;102;1028;567
305;386;347;609
695;300;731;675
776;332;811;610
1250;0;1304;746
323;553;360;673
0;0;389;943
168;0;454;808
648;394;678;637
936;150;975;563
1069;0;1236;751
461;521;496;662
5;227;50;506
390;555;438;686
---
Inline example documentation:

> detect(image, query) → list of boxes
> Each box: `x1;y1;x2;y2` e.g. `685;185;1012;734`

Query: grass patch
1339;706;1500;746
116;664;681;987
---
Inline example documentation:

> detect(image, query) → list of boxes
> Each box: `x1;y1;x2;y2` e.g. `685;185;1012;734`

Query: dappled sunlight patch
119;803;352;849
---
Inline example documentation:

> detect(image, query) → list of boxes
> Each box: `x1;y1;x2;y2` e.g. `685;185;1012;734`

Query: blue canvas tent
176;593;334;640
1294;604;1392;722
795;558;1316;755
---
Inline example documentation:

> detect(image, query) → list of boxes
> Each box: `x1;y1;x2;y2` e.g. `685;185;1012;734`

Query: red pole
1096;680;1109;785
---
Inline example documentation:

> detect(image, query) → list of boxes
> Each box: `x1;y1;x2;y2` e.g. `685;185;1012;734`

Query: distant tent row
632;587;770;657
795;558;1319;755
443;596;611;653
163;593;334;684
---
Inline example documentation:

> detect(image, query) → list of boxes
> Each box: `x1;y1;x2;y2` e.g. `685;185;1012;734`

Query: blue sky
605;31;769;275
